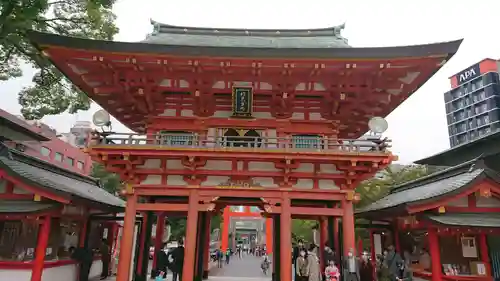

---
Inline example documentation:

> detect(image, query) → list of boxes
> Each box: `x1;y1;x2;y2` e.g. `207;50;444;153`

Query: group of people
291;241;412;281
376;245;412;281
154;240;185;281
214;247;232;268
293;239;331;281
68;239;112;281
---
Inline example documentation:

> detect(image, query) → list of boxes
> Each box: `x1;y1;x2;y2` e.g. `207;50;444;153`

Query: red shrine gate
220;205;273;254
27;20;461;281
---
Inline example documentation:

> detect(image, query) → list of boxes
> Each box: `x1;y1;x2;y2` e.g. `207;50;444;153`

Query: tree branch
40;17;87;24
48;0;70;5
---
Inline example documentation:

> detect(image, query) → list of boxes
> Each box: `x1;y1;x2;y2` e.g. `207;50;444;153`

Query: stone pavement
209;254;271;281
89;255;270;281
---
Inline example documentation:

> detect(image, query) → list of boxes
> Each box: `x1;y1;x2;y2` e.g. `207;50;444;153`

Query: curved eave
356;172;492;218
416;131;500;166
27;31;463;60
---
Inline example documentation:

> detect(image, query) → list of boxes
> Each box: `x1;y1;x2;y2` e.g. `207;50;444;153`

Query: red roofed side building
0;109;92;175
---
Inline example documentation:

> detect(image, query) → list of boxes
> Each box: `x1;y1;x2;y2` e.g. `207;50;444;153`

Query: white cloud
1;0;498;163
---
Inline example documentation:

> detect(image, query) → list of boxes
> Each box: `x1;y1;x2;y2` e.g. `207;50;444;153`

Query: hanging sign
232;86;253;117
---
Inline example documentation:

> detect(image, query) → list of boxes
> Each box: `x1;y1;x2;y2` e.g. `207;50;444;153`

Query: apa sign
456;64;480;84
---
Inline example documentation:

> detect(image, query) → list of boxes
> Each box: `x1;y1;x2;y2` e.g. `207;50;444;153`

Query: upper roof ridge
149;19;346;38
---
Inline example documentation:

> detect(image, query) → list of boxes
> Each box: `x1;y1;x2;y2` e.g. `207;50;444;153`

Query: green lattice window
159;131;194;145
292;135;322;149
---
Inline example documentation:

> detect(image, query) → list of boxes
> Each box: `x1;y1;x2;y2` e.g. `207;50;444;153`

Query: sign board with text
455;63;481;85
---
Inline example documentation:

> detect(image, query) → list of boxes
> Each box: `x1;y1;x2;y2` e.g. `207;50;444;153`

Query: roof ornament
333;23;346;38
150;19;161;35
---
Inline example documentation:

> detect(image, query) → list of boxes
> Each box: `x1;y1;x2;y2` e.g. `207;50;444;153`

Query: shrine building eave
355;158;500;219
0;142;125;211
26;31;462;135
0;109;50;142
415;131;500;171
424;213;500;228
28;30;462;60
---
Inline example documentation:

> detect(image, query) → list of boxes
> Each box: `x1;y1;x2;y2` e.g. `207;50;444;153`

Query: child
325;260;340;281
155;271;164;281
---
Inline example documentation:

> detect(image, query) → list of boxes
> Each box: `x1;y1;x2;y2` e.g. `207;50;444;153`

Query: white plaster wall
295;163;314;173
203;176;230;186
291;112;305;120
201;160;232;171
0;260;102;281
293;179;314;189
476;196;500;207
180;110;194;117
445;197;468;207
166;175;185;185
141;175;162;185
309;113;324;121
319;180;338;190
159;109;176;116
252;177;278;188
248;162;279;172
136;159;161;169
320;164;342;174
164;159;181;169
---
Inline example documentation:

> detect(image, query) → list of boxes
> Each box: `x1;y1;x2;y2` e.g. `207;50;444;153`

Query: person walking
70;246;93;281
296;249;309;281
99;239;111;280
307;244;322;281
225;248;231;264
170;240;185;281
155;243;169;279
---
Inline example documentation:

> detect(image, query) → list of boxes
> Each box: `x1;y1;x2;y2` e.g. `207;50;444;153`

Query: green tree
354;164;430;247
291;219;317;243
91;162;121;195
355;164;429;209
1;0;119;119
167;213;222;241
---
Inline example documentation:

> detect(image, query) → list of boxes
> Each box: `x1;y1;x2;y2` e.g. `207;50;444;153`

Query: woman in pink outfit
325;260;340;281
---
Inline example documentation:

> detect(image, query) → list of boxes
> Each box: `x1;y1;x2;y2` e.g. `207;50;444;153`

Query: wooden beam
269;206;344;216
0;194;33;200
135;203;213;212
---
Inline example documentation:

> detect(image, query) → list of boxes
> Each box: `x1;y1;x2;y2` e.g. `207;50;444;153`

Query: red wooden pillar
479;233;492;276
183;190;200;281
333;218;340;254
116;195;137;281
280;193;292;281
221;207;230;251
319;217;328;268
394;223;401;254
78;217;88;247
342;200;356;256
369;229;376;281
203;213;212;278
137;212;148;274
265;218;273;254
152;213;165;270
31;216;51;281
428;228;442;281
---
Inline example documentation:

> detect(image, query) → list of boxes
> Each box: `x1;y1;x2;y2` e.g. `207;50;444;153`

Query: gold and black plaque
232;86;253;118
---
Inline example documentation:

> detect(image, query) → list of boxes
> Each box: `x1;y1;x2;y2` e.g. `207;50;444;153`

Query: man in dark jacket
155;243;169;279
70;246;94;281
99;239;111;280
171;241;185;281
293;239;306;281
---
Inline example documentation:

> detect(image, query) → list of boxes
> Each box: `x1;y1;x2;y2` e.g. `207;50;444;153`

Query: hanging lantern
479;187;492;198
